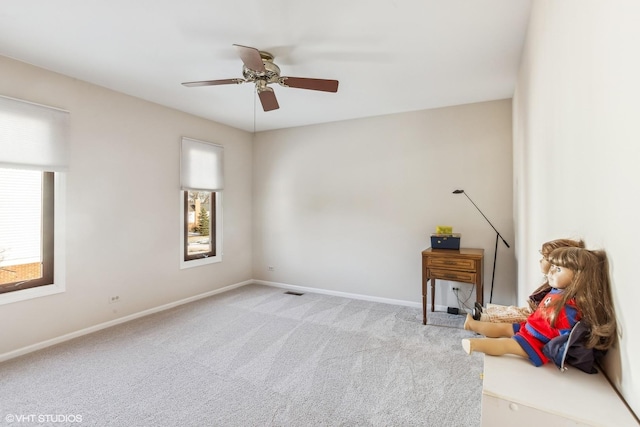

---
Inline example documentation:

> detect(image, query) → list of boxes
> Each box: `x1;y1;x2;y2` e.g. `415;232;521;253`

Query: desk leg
430;278;436;312
477;278;484;307
422;263;427;325
422;291;427;325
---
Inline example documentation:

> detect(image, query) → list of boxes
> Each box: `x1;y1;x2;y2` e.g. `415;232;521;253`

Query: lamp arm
463;193;510;248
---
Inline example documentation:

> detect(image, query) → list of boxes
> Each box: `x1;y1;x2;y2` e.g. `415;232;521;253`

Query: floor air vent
284;291;304;296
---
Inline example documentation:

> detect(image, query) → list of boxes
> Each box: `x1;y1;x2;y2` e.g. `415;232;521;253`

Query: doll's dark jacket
542;321;605;374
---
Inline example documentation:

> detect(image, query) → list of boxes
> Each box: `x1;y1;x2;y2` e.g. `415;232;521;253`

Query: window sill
0;283;64;306
180;254;222;270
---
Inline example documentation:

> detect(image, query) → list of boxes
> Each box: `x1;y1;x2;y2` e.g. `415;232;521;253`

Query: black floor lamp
453;189;509;303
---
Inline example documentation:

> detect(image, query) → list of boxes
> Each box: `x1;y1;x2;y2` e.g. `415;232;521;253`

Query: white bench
481;354;638;426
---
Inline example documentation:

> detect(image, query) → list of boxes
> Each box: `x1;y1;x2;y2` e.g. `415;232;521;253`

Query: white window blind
0;95;70;171
180;137;224;192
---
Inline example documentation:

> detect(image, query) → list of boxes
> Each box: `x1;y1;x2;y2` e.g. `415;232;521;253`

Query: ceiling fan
182;44;339;112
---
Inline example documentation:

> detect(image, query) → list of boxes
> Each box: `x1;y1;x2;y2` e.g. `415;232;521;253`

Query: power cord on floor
453;285;475;313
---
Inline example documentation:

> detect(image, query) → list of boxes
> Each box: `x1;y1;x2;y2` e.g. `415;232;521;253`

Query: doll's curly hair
527;238;585;311
547;247;617;350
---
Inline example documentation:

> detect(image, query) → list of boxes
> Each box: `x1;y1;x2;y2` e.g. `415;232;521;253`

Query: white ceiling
0;0;531;132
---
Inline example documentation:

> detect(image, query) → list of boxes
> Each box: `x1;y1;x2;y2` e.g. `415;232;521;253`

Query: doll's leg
461;337;528;358
464;314;514;338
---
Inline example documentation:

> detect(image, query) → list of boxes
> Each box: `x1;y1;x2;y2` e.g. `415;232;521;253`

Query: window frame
183;190;216;261
0;172;66;305
180;190;222;269
0;171;54;294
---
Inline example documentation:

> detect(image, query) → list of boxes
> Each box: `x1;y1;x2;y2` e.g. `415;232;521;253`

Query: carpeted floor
422;310;467;329
0;284;483;426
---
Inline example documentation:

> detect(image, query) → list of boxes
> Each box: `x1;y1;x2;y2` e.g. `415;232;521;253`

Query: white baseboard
0;279;253;363
253;279;422;309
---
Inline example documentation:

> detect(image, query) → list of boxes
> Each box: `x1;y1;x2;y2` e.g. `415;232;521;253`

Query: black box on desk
430;233;461;250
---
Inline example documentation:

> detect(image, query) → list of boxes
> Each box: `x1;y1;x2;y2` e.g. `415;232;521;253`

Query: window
0;95;68;302
183;190;216;260
0;169;54;293
180;137;223;267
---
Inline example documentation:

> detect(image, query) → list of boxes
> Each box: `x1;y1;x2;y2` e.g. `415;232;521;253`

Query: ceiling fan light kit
182;44;339;112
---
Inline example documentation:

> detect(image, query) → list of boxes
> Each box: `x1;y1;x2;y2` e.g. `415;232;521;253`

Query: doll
472;238;585;323
462;247;617;367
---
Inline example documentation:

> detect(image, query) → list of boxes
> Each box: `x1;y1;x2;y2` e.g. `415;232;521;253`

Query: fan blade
233;44;266;72
279;77;339;93
258;88;279;112
182;78;244;87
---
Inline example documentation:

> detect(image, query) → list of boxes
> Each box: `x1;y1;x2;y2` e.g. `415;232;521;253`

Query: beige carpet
0;284;483;426
422;310;467;329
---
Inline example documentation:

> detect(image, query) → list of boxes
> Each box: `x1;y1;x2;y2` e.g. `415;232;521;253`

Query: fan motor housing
242;51;281;84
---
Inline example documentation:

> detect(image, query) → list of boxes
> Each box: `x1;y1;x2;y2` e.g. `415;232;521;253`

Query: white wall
513;0;640;415
253;100;516;309
0;56;254;355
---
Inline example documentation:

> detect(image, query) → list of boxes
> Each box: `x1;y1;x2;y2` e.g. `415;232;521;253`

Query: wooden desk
421;247;484;325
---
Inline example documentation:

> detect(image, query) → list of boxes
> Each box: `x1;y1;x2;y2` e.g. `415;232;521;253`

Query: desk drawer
428;268;476;283
427;257;476;271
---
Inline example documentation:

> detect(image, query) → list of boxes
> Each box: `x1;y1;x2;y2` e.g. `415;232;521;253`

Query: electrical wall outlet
108;295;121;304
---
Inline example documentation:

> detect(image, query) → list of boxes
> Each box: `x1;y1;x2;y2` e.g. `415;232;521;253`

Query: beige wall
1;55;516;383
513;0;640;415
0;56;254;355
1;57;515;357
253;100;516;308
